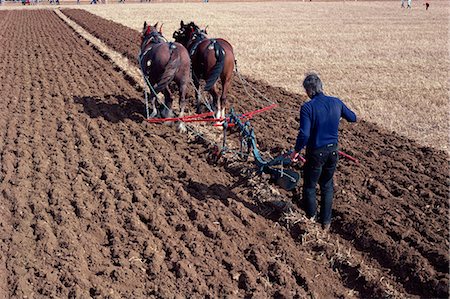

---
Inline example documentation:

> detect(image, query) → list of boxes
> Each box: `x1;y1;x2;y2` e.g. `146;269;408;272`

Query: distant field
71;1;448;152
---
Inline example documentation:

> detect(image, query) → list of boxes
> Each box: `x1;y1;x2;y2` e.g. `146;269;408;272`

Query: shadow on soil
183;179;259;214
182;173;300;228
74;95;145;123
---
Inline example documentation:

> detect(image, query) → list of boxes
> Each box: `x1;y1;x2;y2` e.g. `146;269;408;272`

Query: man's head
303;73;323;99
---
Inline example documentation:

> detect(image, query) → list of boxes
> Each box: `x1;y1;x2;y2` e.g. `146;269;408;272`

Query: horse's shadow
74;94;301;224
183;173;298;224
73;94;146;123
183;179;260;215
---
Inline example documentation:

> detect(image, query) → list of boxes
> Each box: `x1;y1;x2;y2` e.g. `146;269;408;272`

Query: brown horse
139;22;191;131
173;21;235;119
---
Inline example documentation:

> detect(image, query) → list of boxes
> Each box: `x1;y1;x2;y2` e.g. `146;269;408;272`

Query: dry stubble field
79;1;450;153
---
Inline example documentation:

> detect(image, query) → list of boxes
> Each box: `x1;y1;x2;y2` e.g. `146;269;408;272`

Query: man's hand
289;150;306;163
290;151;300;162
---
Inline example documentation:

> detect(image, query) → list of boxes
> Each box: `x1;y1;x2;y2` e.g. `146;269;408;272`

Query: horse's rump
141;42;182;93
194;38;234;91
155;43;181;93
202;40;223;91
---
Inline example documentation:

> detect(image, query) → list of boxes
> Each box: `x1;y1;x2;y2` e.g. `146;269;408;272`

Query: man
291;73;356;230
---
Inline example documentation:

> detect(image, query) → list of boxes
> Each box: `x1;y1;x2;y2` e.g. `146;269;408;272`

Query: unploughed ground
0;9;448;299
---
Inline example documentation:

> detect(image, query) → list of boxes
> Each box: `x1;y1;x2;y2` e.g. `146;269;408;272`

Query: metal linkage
144;90;150;119
223;108;300;191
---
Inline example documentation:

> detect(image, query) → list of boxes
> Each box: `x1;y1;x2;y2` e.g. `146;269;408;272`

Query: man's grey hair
303;73;323;97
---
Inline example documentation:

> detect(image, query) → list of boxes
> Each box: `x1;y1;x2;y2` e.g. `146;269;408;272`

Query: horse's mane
187;22;201;32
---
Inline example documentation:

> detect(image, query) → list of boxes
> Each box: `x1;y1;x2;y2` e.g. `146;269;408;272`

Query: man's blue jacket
295;92;357;152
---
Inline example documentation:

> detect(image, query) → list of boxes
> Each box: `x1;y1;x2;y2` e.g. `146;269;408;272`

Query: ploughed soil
0;8;447;299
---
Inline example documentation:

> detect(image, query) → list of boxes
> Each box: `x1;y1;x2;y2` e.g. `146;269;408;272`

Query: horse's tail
154;42;180;93
204;40;225;91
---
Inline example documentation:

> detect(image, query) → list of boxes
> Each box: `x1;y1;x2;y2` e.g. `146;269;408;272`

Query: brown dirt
0;8;448;299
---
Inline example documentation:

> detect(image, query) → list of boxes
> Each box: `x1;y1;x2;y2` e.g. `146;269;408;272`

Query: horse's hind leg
209;84;221;119
160;88;174;119
149;93;158;118
193;75;202;114
177;81;188;133
220;77;232;119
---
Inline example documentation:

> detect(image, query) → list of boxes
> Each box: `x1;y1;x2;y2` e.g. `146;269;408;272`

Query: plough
145;104;359;191
140;50;359;190
145;103;359;190
206;106;301;191
143;97;301;189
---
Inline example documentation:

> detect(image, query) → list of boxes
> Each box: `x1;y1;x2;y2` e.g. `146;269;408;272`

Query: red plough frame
145;103;278;126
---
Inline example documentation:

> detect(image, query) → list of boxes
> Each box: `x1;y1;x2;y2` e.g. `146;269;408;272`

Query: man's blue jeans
303;144;338;225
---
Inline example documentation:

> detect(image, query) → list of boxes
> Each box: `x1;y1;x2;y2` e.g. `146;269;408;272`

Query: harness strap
139;41;177;98
211;39;225;59
188;36;204;57
142;33;167;48
138;33;168;64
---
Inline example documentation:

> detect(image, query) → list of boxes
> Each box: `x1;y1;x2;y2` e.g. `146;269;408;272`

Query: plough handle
284;150;357;164
338;151;359;164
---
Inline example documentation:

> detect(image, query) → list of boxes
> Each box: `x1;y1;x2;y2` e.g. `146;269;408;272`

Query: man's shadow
73;94;146;123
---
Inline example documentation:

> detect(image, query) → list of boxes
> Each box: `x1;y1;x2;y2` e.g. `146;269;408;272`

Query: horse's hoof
177;122;187;133
215;116;224;123
214;120;225;127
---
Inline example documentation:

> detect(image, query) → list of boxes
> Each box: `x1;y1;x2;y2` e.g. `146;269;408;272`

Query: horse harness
140;31;168;58
139;32;177;95
188;32;225;60
141;31;167;48
139;30;178;66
